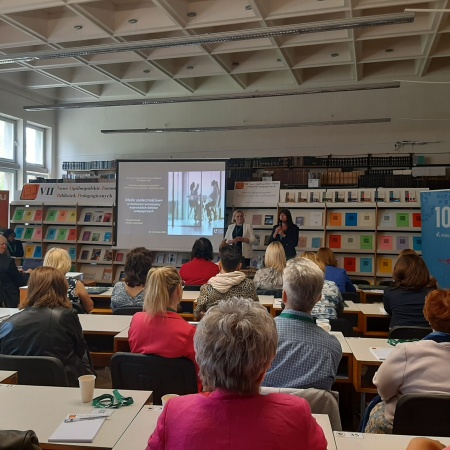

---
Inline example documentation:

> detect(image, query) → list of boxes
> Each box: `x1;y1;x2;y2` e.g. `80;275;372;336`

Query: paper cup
161;394;179;407
79;374;96;403
317;320;331;333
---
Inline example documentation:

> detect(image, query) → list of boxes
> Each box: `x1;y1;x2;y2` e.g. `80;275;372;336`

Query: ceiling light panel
290;42;352;67
360;35;424;63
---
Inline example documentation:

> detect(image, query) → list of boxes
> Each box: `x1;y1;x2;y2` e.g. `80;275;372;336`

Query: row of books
80;211;112;223
46;228;77;241
79;230;112;243
13;208;112;224
12;208;43;222
23;245;77;260
327;211;376;228
14;226;42;241
79;248;113;262
329;234;422;252
80;265;113;282
62;160;117;170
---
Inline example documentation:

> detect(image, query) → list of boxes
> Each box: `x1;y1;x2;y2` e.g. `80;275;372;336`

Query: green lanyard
279;312;316;324
92;390;134;409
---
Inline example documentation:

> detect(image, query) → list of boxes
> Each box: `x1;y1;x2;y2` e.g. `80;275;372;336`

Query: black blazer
268;223;299;259
0;253;28;307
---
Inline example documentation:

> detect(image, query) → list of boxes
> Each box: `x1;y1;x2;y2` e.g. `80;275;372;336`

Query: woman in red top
179;237;219;286
128;266;201;390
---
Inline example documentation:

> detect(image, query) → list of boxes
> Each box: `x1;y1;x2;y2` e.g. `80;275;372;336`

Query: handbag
0;430;41;450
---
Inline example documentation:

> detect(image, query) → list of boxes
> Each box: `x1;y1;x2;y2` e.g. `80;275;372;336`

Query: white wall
51;83;450;171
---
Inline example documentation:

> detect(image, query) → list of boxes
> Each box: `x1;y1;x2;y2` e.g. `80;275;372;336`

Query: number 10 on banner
435;206;450;228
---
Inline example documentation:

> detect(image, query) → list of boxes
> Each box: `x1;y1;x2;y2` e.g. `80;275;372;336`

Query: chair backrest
71;302;85;314
388;326;433;340
182;285;202;291
393;393;450;437
379;280;394;287
260;387;342;431
0;355;68;386
110;353;198;405
256;289;283;298
341;291;361;303
350;279;370;286
329;318;354;337
112;306;142;315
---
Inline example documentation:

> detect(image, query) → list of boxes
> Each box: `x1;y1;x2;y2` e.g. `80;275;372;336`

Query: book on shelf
413;236;422;252
334;191;345;203
102;268;113;282
380;212;394;227
295;216;305;226
329;235;342;249
396;213;410;227
253;234;261;247
91;232;100;242
103;232;112;243
310;211;323;227
57;229;68;241
80;250;90;260
284;192;295;203
46;210;58;221
343;235;358;249
156;253;164;264
412;213;422;228
389;190;401;202
297;236;307;248
33;246;42;258
83;212;92;222
347;191;359;203
23;228;34;240
344;213;357;227
297;191;308;203
34;209;43;222
92;211;104;223
23;210;34;222
359;212;375;227
103;212;112;223
323;191;333;203
344;257;356;272
57;210;68;222
115;252;124;262
310;191;321;203
67;229;77;241
252;214;262;226
25;246;34;258
169;252;178;265
68;248;77;260
82;231;91;241
90;249;102;261
379;236;393;251
13;209;25;221
46;228;57;240
360;235;373;250
264;215;274;226
311;237;322;249
396;236;409;251
14;226;25;239
103;250;113;262
360;191;373;202
360;258;373;273
379;258;393;274
68;210;77;223
33;228;43;240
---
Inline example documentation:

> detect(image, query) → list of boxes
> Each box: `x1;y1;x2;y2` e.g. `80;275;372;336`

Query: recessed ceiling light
385;48;394;52
331;53;339;57
187;66;194;70
187;12;197;17
143;69;150;73
231;61;239;66
276;58;282;62
74;25;83;30
128;19;138;24
245;5;252;10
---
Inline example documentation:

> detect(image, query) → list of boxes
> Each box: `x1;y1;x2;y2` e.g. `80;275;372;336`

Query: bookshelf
62;160;116;183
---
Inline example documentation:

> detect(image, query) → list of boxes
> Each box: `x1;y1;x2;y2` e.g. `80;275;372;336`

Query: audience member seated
301;252;344;320
253;242;286;290
194;244;258;320
383;254;437;328
147;298;327;450
111;247;153;312
128;266;201;390
44;247;93;313
0;235;29;307
0;267;95;386
261;257;342;390
179;238;219;286
365;289;450;434
317;247;356;294
3;228;24;258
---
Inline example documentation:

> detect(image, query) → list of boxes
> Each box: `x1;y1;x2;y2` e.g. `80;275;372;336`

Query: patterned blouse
111;281;145;312
311;280;344;320
67;277;81;305
253;267;283;290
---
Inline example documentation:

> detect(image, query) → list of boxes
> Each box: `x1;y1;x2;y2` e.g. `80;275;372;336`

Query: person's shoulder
263;393;310;411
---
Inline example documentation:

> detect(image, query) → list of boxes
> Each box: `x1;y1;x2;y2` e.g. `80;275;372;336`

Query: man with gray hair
262;257;342;390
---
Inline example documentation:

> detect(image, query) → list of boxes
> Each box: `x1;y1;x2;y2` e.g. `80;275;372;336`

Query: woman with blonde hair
0;267;94;386
224;209;256;267
128;266;200;390
317;247;356;293
44;247;93;313
253;241;286;290
300;251;344;319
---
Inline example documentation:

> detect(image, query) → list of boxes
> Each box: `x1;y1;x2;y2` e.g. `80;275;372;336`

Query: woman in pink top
147;298;327;450
128;266;200;390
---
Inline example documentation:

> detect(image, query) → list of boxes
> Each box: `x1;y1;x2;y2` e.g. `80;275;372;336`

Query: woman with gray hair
147;297;327;450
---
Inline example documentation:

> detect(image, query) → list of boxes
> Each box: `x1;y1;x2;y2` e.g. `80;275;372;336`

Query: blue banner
421;190;450;288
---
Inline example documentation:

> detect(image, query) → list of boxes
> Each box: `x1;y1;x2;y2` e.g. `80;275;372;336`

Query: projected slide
116;160;226;252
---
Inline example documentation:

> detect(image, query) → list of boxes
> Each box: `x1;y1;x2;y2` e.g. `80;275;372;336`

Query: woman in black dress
268;208;299;260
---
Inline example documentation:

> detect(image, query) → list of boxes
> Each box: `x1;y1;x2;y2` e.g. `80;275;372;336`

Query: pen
64;415;108;423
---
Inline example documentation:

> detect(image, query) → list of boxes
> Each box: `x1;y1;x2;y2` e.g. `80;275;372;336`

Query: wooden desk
0;384;151;450
357;303;390;337
342;301;362;333
0;370;18;384
90;287;113;314
334;432;450;449
113;328;130;353
331;332;353;384
78;315;132;366
113;407;336;450
359;289;384;304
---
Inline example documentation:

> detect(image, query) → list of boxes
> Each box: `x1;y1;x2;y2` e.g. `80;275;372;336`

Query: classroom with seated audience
1;2;450;449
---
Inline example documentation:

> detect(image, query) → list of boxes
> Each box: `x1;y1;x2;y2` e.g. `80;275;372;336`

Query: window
26;126;45;165
0;170;15;198
0;118;15;161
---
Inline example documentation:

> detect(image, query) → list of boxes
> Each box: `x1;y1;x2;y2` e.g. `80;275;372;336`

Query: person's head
43;247;72;274
124;247;153;287
232;210;245;225
191;237;214;261
300;251;325;273
317;247;338;267
424;290;450;333
3;229;15;242
143;266;183;316
279;208;293;226
283;257;324;312
0;235;7;255
264;242;286;273
194;297;277;394
219;242;242;272
190;181;195;190
26;266;71;309
393;254;434;290
399;248;418;257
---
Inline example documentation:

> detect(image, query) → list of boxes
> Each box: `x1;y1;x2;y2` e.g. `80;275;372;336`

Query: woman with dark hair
268;208;299;260
0;266;94;386
383;253;437;328
179;237;219;286
3;228;24;258
365;289;450;434
317;247;356;293
111;247;153;311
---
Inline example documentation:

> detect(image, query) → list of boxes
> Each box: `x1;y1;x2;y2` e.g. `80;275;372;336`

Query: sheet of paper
369;347;393;361
48;415;106;443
